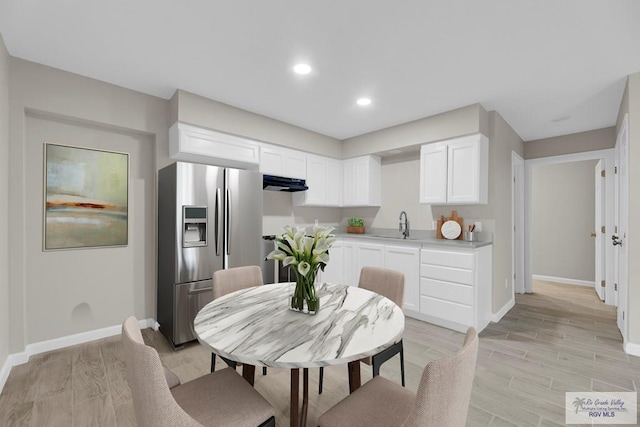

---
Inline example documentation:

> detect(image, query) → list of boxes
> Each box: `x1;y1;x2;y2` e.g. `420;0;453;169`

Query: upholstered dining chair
211;265;267;375
121;316;275;427
319;266;405;394
318;327;479;427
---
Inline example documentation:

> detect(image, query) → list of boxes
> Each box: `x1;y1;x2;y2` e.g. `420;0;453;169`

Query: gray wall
623;72;640;345
524;127;616;159
8;58;169;351
532;160;597;282
0;35;10;371
433;112;524;314
171;90;342;158
342;103;485;158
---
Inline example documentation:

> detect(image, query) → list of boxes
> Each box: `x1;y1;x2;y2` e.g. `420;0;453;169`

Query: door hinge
601;226;606;234
601;170;606;178
615;166;618;174
615;226;618;233
601;280;606;288
615;283;618;291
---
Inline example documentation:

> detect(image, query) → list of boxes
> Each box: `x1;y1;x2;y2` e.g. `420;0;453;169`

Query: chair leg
211;353;216;373
258;415;276;427
400;341;406;387
318;366;324;394
221;356;237;369
263;366;267;376
371;340;405;386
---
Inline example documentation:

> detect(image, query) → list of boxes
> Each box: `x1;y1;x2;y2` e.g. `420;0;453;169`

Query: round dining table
194;281;405;427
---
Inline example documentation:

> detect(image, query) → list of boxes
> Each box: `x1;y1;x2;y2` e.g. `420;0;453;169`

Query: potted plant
347;217;365;234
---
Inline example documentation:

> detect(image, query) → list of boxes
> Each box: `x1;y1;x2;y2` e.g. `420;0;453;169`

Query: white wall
532;160;597;282
9;58;169;351
0;35;10;372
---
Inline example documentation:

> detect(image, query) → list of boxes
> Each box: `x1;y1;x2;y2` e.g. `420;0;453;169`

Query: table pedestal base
289;362;362;427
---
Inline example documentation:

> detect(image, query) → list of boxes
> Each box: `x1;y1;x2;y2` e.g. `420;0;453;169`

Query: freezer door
175;162;224;283
225;168;263;269
173;279;213;346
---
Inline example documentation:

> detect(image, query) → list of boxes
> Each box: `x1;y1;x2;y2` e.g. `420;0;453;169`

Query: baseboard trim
0;317;156;393
624;342;640;357
532;274;595;288
492;297;515;323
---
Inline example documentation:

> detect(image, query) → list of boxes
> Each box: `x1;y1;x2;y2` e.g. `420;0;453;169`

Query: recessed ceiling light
357;98;372;106
293;64;312;75
552;115;571;122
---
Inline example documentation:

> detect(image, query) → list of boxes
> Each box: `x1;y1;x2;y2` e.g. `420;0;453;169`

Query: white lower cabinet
321;241;343;285
418;245;492;333
384;245;420;312
321;238;420;310
320;236;492;332
354;242;385;280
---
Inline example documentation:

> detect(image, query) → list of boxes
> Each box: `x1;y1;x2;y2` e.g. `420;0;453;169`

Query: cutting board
436;211;464;239
450;211;464;240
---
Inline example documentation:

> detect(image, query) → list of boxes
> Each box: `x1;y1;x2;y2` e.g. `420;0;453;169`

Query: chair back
358;266;405;307
401;327;479;427
213;265;263;299
121;316;199;427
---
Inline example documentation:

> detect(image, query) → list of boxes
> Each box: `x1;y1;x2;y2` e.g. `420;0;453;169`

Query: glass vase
290;270;320;315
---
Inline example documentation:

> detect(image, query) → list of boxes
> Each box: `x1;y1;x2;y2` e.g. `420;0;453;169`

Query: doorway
523;149;615;302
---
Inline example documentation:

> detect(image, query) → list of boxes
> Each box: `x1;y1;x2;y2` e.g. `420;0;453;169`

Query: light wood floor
1;281;638;426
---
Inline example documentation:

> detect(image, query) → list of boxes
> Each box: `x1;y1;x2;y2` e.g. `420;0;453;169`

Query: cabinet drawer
420;264;473;285
420;278;473;305
420;296;473;325
421;248;473;269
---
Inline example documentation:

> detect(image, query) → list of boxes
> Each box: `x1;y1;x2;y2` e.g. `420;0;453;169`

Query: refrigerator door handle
226;188;231;255
215;188;221;256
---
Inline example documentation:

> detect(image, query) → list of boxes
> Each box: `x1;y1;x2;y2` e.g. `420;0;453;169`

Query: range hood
263;175;308;192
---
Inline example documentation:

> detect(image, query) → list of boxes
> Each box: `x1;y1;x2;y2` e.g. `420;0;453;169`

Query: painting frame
43;142;130;251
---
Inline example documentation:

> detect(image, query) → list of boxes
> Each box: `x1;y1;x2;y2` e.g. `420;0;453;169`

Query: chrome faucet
399;211;410;239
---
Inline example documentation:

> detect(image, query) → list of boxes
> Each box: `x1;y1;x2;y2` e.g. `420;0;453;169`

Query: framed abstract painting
43;143;129;250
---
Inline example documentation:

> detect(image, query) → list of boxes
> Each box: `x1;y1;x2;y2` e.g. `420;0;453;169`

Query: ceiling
1;1;639;142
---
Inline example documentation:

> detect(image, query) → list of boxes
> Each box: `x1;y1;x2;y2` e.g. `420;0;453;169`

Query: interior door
594;160;604;300
614;115;629;336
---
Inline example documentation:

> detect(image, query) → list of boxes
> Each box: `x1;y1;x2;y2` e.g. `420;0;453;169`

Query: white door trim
512;152;525;294
524;149;615;298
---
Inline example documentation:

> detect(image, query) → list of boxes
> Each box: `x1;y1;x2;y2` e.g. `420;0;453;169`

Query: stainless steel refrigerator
157;161;263;348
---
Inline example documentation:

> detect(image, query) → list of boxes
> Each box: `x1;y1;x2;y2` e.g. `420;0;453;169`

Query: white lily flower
285;235;299;253
283;256;298;267
266;249;287;261
313;253;329;264
298;261;311;276
283;225;295;239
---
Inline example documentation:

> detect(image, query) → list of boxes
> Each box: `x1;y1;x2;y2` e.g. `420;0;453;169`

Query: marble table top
193;282;405;369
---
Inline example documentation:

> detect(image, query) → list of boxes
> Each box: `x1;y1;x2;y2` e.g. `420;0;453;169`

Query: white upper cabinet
342;155;382;207
420;133;488;205
292;154;342;206
259;145;307;179
419;143;448;204
169;122;260;169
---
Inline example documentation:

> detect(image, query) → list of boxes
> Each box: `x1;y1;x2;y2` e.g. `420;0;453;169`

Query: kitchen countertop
332;228;492;249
